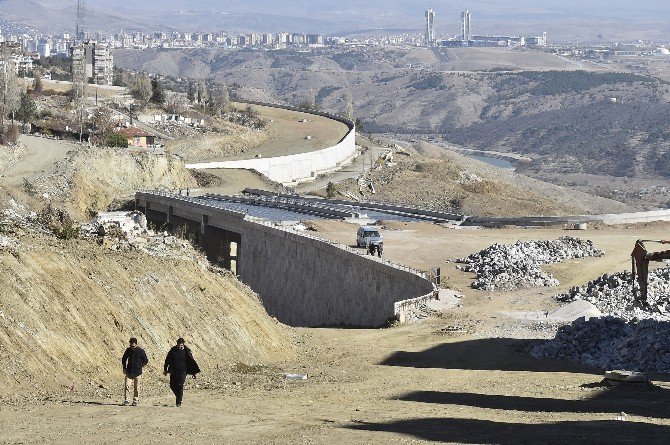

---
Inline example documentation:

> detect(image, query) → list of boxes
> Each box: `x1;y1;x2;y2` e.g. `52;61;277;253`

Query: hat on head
176;337;185;344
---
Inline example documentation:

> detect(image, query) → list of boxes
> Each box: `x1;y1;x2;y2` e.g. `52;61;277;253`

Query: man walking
163;338;200;407
121;337;148;406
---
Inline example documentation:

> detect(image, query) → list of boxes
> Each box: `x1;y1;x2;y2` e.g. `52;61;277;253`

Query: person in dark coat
121;337;149;406
163;337;200;407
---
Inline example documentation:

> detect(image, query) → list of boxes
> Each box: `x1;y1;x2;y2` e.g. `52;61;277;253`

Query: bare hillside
329;141;634;216
115;48;670;182
64;149;197;219
0;230;294;399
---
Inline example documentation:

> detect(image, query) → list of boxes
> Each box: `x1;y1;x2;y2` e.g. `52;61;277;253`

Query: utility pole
1;60;6;130
78;81;84;143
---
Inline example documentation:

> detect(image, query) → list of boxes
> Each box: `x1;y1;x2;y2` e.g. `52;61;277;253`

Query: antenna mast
76;0;86;41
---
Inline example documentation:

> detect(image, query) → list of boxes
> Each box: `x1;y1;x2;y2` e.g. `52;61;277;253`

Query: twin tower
425;8;472;46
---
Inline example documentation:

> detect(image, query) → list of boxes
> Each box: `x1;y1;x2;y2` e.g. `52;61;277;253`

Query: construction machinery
631;239;670;303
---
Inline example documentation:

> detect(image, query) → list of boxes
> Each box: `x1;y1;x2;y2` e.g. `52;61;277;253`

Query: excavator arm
631;240;670;303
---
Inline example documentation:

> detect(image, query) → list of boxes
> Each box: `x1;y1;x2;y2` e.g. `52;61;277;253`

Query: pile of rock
2;202;38;230
457;237;604;290
530;316;670;373
0;235;13;248
557;268;670;320
81;211;200;260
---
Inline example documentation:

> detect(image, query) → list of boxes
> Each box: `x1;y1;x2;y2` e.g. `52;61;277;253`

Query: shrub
38;205;80;240
104;132;129;148
326;181;338;198
22;178;37;196
413;162;428;172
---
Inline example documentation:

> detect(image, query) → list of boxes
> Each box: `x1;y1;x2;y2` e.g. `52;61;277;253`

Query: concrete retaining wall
241;221;433;326
136;192;434;327
186;102;357;185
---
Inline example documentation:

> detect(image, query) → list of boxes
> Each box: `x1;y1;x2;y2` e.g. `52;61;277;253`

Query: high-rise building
93;43;113;85
71;41;113;85
425;8;436;46
37;39;51;57
461;9;472;42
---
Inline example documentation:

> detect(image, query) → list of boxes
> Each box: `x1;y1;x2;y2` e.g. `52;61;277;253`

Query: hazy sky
83;0;670;22
10;0;669;40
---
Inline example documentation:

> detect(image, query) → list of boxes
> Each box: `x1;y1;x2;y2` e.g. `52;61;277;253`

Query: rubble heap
457;237;604;290
81;211;202;260
530;316;670;373
557;268;670;320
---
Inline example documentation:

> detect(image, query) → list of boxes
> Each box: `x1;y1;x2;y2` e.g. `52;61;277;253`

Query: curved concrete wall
186;101;357;185
136;192;434;327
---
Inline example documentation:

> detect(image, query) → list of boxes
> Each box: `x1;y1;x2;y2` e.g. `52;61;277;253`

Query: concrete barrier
465;209;670;227
136;191;434;327
186;101;357;185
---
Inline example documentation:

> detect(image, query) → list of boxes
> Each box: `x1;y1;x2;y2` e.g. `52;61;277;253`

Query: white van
356;226;382;247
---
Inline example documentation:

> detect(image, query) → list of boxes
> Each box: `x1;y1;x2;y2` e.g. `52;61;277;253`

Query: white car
356;226;382;248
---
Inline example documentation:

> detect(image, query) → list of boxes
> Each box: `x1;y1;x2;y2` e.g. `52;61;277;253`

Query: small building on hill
116;126;155;147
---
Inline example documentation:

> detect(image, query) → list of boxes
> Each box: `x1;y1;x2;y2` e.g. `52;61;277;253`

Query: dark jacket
122;347;148;377
164;345;201;376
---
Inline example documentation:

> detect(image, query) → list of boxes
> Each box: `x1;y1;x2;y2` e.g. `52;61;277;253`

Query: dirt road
3;221;670;444
0;135;77;187
2;318;669;444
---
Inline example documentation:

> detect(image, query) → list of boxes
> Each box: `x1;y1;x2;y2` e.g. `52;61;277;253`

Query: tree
0;47;21;130
211;83;230;116
354;118;365;133
15;92;36;126
130;73;152;105
326;182;338;198
298;89;316;110
104;132;128;148
150;77;165;104
89;107;115;145
342;91;354;121
112;67;127;87
33;66;43;94
187;82;195;102
196;80;209;111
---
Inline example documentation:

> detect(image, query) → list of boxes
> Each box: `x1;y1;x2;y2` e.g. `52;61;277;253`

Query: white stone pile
557;268;670;320
2;202;38;230
456;237;604;290
0;235;13;248
530;316;670;373
81;211;198;260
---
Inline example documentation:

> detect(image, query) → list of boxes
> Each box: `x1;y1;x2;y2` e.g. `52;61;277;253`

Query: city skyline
0;1;668;42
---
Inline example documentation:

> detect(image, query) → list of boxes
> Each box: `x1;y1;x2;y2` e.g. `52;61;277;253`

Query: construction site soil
3;215;670;444
3;104;670;443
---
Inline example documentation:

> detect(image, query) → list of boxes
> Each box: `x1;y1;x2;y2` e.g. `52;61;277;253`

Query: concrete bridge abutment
136;192;435;327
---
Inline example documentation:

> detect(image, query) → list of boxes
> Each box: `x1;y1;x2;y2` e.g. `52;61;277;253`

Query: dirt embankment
329;139;634;217
1;136;199;220
0;232;294;399
166;122;268;162
0;143;27;171
64;149;197;218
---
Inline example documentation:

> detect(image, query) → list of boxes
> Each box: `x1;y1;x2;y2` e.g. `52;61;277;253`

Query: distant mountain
114;46;670;181
1;0;669;40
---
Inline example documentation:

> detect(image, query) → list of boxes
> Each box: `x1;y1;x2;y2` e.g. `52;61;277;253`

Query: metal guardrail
243;188;463;223
202;193;354;219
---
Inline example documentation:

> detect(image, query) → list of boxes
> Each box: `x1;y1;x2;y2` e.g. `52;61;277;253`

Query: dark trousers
169;371;187;405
